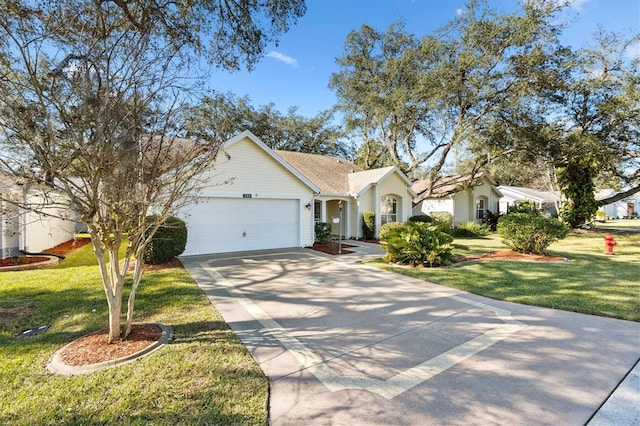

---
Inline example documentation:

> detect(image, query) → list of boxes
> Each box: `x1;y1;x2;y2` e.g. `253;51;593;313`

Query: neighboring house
412;174;502;225
0;174;76;258
596;189;640;219
497;185;562;217
181;130;415;256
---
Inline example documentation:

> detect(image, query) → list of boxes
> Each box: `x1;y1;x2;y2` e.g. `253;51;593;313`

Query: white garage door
183;197;300;255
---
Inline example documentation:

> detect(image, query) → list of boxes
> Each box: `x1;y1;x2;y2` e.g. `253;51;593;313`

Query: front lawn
594;218;640;229
368;230;640;322
0;243;267;425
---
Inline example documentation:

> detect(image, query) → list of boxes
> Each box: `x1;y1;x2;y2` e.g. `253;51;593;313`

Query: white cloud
456;8;466;16
266;51;299;68
626;41;640;59
529;0;590;12
566;0;590;12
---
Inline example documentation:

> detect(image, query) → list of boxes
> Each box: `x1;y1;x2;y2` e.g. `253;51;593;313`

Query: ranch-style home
411;173;503;225
181;131;415;256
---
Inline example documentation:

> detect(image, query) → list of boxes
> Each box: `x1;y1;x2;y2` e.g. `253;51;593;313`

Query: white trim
353;167;417;198
193;192;307;200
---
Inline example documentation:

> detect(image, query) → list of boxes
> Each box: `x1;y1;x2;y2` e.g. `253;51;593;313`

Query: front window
314;201;321;222
476;198;486;220
381;197;398;225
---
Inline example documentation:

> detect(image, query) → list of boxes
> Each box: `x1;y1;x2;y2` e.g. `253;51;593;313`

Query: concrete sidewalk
182;244;640;425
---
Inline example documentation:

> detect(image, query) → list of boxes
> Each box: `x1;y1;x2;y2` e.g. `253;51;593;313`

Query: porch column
374;183;380;238
320;199;327;222
345;200;351;239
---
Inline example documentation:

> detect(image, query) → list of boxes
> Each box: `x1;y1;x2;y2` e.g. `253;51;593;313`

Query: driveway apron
181;248;640;425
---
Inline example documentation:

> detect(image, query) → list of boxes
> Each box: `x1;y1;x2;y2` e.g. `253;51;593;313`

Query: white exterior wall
22;203;76;253
187;136;316;249
452;191;472;224
413;198;454;217
378;173;409;222
1;191;76;258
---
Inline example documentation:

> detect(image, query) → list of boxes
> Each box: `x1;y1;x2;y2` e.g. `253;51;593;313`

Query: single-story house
596;189;640;219
181;131;415;256
0;174;76;258
497;185;562;217
411;173;502;225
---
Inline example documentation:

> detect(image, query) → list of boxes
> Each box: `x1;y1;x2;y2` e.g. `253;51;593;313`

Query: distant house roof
413;173;498;202
498;185;561;203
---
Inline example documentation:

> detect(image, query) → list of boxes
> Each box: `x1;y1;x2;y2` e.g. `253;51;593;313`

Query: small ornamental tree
0;0;305;342
497;213;569;254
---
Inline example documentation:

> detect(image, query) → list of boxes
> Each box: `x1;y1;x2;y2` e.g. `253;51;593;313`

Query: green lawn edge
0;243;268;425
366;230;640;322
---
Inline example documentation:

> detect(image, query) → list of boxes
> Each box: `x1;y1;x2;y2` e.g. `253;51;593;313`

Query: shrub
144;216;188;264
507;200;540;216
430;211;452;225
409;215;432;223
362;211;376;240
429;211;453;232
314;222;332;244
379;221;403;241
484;209;502;231
497;213;569;254
382;222;454;267
450;222;491;238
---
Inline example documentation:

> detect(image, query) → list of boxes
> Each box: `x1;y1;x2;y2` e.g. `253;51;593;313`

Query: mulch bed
308;242;355;255
60;323;162;366
455;250;567;263
44;238;92;256
0;256;53;267
0;238;92;270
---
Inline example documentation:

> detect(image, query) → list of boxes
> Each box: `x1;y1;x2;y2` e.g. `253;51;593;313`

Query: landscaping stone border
46;322;173;375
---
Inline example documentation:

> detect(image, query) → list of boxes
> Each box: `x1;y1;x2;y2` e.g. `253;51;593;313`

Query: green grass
368;231;640;322
0;243;267;425
594;218;640;229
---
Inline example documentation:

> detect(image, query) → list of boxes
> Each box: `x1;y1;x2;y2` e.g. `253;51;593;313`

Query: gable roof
276;150;362;194
225;131;321;193
413;173;499;202
348;166;416;197
276;150;414;197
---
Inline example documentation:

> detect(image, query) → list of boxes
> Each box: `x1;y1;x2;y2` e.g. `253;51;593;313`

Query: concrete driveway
181;246;640;425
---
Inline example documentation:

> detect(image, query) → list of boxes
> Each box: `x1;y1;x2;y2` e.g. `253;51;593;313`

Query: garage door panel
183;197;300;255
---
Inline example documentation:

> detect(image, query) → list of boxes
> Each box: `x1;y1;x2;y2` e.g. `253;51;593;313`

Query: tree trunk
124;251;145;338
92;234;126;343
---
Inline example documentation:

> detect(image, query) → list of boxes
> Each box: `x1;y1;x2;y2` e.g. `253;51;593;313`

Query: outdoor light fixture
305;203;311;210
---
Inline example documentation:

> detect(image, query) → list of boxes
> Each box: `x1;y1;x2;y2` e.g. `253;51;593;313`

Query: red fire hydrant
604;234;617;255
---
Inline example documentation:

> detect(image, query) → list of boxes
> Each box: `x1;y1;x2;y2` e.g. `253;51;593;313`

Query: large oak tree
329;0;566;196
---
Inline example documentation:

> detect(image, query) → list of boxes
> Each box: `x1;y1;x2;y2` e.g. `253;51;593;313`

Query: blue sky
207;0;640;118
